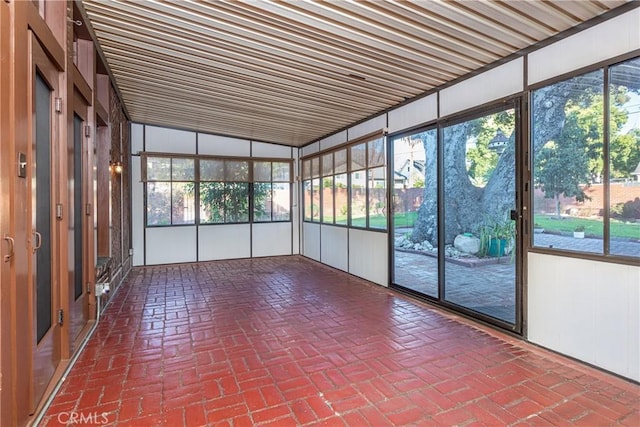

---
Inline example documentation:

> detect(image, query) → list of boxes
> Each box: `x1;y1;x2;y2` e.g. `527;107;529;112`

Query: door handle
510;209;520;221
3;235;14;262
33;231;42;252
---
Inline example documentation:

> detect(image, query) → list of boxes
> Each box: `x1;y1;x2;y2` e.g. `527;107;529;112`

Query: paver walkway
41;256;639;426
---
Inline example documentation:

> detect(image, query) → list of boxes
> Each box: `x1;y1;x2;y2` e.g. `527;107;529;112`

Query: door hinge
85;203;92;216
56;203;63;220
84;125;91;138
54;98;62;113
58;309;64;326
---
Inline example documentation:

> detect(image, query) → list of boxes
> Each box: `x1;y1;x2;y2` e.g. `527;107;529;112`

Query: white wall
528;253;640;382
253;222;292;257
348;229;388;286
199;225;251;261
131;123;143;154
528;8;640;85
348;114;387;140
320;225;348;272
388;94;438;133
302;222;320;262
198;134;250;157
146;226;197;265
145;126;196;154
440;58;523;117
319;131;347;151
131;157;144;266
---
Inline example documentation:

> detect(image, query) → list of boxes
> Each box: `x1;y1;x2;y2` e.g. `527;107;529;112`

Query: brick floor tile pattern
41;256;639;426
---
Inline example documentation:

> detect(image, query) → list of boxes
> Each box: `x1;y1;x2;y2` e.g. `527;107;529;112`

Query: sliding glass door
391;102;522;332
442;108;518;325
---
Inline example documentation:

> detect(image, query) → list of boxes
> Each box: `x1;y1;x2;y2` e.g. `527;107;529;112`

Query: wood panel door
67;90;91;347
29;33;62;411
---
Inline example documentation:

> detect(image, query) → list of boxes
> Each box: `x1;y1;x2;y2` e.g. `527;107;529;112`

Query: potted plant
478;218;515;258
573;225;585;238
489;220;515;257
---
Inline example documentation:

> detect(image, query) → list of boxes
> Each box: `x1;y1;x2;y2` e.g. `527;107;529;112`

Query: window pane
200;159;225;181
368;138;385;167
171;182;195;224
147;157;170;181
311;178;320;222
350;171;366;227
335;149;348;174
609;57;640;257
322;153;333;176
302;159;311;180
392;129;437;298
303;179;312;221
322;176;334;223
532;69;604;254
311;157;320;178
227;160;249;181
225;182;249;222
351;143;366;171
172;158;194;181
443;109;516;324
273;183;290;221
335;173;348;225
254;161;271;182
146;182;171;225
199;182;225;224
273;162;290;182
254;182;272;222
368;167;386;230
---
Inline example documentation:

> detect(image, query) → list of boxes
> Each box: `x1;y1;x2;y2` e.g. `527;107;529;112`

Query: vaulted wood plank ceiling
81;0;631;147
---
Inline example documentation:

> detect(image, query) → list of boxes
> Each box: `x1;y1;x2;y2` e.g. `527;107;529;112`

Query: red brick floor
41;256;639;426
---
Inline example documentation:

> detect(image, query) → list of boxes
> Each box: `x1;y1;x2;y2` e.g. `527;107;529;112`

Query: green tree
535;113;592;218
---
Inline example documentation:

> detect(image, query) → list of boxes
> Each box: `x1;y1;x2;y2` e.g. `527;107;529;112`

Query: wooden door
29;33;62;411
67;90;91;347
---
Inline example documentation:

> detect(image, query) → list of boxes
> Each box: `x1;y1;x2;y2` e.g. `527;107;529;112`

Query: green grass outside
335;210;639;241
534;215;639;240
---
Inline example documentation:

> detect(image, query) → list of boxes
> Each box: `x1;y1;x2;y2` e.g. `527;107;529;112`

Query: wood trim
73;65;93;106
26;1;65;71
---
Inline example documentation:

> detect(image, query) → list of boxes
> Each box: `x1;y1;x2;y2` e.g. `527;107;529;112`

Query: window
146;156;195;225
253;161;291;222
200;159;249;224
532;56;639;259
302;157;320;222
144;155;292;227
303;134;387;231
321;153;334;224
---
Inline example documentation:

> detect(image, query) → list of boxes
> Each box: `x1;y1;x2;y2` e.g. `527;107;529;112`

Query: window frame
141;153;293;227
528;53;640;264
301;130;388;232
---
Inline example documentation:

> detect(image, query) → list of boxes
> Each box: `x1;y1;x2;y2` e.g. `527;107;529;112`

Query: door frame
67;88;92;349
388;96;526;335
28;31;63;412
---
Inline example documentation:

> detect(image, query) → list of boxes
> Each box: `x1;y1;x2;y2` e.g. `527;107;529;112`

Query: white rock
453;234;480;255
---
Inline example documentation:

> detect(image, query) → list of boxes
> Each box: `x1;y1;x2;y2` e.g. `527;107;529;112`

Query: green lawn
341;211;639;241
534;215;640;240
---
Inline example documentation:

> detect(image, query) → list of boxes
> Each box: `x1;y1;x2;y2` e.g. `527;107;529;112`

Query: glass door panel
442;108;517;325
392;128;438;298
